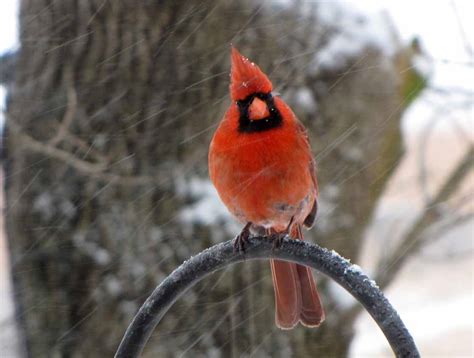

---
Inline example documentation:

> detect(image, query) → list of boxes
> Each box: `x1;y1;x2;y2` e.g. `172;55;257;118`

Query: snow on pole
115;237;420;358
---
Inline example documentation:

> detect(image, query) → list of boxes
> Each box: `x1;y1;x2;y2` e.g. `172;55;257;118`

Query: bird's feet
234;222;252;253
271;216;294;250
270;232;287;250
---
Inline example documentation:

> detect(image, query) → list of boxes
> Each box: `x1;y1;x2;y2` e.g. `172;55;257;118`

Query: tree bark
4;1;421;357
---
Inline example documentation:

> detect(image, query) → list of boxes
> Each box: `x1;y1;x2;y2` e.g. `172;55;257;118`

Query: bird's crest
230;46;272;101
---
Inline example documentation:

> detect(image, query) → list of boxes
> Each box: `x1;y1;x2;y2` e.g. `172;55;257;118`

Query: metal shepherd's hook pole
115;237;420;358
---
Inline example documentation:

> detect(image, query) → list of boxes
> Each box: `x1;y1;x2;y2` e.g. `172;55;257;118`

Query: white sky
0;0;472;129
0;1;18;54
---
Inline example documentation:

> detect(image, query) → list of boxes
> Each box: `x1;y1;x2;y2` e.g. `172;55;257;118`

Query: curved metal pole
115;237;420;358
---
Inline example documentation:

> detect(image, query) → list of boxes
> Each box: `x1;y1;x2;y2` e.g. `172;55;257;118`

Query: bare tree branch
10;122;160;186
416;102;473;204
48;68;78;146
422;210;473;245
450;0;473;59
377;145;473;287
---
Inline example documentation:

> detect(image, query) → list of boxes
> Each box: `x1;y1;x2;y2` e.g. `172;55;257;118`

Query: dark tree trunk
4;1;421;357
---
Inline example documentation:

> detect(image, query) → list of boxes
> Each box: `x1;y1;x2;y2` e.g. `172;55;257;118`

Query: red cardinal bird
208;47;324;329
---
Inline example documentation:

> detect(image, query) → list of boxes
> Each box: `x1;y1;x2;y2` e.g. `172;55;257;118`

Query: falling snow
0;0;472;356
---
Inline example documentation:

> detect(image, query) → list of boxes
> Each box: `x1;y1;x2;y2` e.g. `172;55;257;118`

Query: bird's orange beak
230;46;272;101
248;97;270;120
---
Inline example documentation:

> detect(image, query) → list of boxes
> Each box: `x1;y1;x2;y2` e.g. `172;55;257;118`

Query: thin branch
10;122;160;187
12;121;106;174
64;134;110;165
428;85;474;97
8;68;108;166
450;0;473;59
416;107;473;204
377;145;473;287
115;237;420;358
48;68;78;146
417;115;443;203
421;210;473;245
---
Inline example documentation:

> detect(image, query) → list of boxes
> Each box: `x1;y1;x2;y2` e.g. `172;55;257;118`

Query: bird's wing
296;120;318;228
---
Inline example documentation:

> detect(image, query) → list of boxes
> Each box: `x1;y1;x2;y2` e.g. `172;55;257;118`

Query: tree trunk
4;1;421;356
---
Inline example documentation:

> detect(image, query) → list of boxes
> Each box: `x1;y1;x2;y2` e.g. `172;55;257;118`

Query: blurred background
0;0;472;357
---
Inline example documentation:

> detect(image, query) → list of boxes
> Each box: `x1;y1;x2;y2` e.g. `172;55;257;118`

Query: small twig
48;68;78;146
65;134;110;165
417;115;444;204
421;210;473;245
377;145;473;287
11;121;106;174
450;0;473;59
10;122;160;187
115;237;419;358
